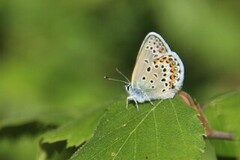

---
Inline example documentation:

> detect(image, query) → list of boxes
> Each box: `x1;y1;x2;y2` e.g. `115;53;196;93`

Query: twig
178;91;234;141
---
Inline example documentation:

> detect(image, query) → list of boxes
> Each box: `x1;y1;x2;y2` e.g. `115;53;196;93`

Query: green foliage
203;91;240;158
200;140;217;160
41;106;105;148
71;96;205;160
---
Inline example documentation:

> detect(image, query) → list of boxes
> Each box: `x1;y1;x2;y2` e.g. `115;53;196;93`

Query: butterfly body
125;32;184;109
125;85;149;103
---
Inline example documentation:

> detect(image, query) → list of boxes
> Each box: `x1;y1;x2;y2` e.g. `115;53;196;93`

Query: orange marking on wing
154;59;160;64
159;56;167;62
170;61;178;74
170;81;173;88
171;66;177;74
170;73;177;89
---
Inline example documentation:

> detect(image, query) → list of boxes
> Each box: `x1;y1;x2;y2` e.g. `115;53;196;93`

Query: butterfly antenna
104;76;129;85
115;68;131;83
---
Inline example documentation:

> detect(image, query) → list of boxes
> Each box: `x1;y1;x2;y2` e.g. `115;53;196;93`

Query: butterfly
105;32;184;110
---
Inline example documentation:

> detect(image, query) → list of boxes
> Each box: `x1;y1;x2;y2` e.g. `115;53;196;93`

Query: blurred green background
0;0;240;159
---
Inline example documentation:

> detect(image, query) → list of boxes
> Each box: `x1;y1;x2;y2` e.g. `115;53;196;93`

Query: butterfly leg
149;100;154;106
133;98;139;111
142;92;154;106
126;96;139;111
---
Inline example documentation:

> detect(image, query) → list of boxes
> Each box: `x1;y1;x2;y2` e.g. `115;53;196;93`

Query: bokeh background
0;0;240;159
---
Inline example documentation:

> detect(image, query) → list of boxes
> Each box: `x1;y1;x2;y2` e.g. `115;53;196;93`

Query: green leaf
71;96;205;160
200;140;217;160
203;90;240;158
41;106;105;148
39;106;106;160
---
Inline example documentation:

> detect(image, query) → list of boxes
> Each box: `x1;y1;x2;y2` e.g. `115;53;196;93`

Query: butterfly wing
131;32;184;100
131;32;171;84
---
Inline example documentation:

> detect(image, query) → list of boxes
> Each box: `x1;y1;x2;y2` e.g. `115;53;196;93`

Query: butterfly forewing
131;32;184;100
131;32;171;86
135;32;171;61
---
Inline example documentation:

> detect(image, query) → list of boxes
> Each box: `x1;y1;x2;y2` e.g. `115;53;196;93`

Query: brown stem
207;130;235;140
178;91;234;141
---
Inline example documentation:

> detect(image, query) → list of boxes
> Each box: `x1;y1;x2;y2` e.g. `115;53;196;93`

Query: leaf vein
92;109;150;145
134;131;137;160
153;110;159;159
112;100;163;159
169;99;187;158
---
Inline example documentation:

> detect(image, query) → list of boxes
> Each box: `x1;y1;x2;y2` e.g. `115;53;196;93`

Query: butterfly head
125;84;132;93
